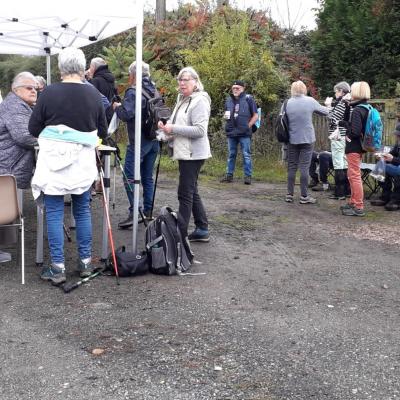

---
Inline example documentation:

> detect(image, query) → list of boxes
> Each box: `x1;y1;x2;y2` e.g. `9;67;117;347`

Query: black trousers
177;159;208;237
380;175;400;202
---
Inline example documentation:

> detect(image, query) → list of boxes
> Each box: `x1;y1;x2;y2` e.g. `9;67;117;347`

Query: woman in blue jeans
29;47;107;284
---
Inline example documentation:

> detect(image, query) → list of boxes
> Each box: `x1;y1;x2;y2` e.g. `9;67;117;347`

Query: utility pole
155;0;166;23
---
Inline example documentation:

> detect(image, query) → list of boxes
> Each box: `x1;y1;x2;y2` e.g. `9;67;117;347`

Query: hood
142;76;156;97
93;65;115;84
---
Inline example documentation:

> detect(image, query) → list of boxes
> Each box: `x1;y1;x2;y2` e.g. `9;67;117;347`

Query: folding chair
0;175;25;284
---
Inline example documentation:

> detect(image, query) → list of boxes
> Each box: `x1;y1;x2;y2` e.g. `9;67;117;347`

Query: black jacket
90;65;117;102
389;143;400;166
340;99;369;154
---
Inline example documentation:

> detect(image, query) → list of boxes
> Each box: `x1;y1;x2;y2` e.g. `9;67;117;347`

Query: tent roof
0;1;140;56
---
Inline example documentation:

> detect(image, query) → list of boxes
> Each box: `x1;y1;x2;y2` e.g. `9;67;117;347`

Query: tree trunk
155;0;166;23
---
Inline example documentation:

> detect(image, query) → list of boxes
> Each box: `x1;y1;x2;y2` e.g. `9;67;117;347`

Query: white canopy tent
1;0;145;254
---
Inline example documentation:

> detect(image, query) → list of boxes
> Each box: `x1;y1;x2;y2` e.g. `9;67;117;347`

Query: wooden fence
209;98;400;161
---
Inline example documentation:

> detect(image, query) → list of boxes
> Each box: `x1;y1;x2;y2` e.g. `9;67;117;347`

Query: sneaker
328;194;346;200
342;207;365;217
340;203;354;211
118;214;133;229
384;201;400;211
0;250;11;263
312;182;329;192
77;258;95;278
299;195;317;204
41;263;66;284
285;194;294;203
220;174;233;183
188;227;210;242
244;176;252;185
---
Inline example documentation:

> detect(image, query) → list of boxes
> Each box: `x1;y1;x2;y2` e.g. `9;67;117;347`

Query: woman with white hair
0;71;38;189
157;66;211;243
29;47;108;284
285;80;329;204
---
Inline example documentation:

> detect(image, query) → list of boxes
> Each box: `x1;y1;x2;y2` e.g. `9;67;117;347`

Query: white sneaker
299;195;317;204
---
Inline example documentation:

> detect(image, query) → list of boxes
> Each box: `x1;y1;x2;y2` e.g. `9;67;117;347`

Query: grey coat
0;92;37;188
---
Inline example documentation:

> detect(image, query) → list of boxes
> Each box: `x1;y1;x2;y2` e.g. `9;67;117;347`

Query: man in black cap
371;122;400;211
220;80;258;184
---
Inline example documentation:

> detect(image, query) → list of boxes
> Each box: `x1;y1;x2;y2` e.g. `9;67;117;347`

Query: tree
311;0;400;97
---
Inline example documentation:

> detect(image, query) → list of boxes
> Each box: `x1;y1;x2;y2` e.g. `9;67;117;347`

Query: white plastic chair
0;175;25;284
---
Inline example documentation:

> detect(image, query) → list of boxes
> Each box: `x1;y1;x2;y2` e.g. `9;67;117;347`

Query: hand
383;153;393;162
112;102;121;110
159;122;173;135
325;96;333;107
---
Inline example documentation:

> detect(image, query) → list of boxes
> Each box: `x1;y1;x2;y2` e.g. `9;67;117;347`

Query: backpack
357;104;383;152
275;100;290;143
145;206;194;275
105;246;148;277
142;88;172;141
245;95;260;133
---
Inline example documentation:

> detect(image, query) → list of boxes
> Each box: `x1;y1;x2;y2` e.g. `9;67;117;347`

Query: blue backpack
358;104;383;152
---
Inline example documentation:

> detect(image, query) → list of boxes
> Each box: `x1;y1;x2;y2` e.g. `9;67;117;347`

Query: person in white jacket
157;67;211;242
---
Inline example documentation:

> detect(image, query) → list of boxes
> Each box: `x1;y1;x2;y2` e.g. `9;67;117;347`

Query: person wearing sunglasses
0;71;38;264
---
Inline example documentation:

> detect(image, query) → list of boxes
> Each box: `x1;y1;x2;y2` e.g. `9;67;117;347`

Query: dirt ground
1;171;400;400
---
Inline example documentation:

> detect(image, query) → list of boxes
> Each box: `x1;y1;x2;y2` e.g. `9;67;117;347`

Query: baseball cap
232;80;245;88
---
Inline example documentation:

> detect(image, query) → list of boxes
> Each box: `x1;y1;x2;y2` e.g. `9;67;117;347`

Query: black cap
232;80;245;87
394;123;400;136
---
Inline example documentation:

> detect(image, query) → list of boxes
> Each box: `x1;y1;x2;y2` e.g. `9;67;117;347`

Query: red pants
346;152;364;209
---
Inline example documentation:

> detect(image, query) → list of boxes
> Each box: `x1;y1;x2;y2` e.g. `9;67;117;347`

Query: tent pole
46;53;51;85
132;0;144;254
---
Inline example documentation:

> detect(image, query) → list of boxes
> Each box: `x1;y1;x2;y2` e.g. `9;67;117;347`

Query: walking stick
96;151;120;284
150;141;162;220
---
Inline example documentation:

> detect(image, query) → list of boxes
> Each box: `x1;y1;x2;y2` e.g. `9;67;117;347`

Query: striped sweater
328;97;350;136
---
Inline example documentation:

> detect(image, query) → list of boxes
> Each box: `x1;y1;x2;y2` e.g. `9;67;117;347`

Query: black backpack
142;88;172;140
105;246;148;277
145;206;194;275
275;100;289;143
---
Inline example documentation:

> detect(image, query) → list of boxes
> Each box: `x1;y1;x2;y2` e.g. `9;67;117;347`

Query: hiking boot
342;207;365;217
41;263;66;284
244;176;252;185
118;213;133;229
299;195;317;204
340;203;354;211
285;194;294;203
370;199;388;206
312;182;329;192
0;250;11;263
188;227;210;243
220;174;233;183
77;258;95;278
384;201;400;211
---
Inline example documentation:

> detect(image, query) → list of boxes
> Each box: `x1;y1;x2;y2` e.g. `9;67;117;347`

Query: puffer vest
225;93;252;137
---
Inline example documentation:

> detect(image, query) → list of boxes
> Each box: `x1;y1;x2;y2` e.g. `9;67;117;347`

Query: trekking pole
150;141;163;220
96;151;120;284
62;268;104;293
112;154;117;210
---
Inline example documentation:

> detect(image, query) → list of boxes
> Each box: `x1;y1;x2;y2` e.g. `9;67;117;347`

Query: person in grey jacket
0;71;38;189
157;66;211;242
285;80;329;204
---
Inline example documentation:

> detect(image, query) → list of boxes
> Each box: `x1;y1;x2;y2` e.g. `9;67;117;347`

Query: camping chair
0;175;25;284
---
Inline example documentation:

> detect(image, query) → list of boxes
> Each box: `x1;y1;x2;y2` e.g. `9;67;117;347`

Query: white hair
90;57;106;70
11;71;37;90
58;47;86;77
128;61;151;77
177;67;204;91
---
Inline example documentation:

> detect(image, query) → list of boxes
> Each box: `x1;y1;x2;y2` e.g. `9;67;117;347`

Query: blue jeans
124;140;159;214
226;136;252;177
44;190;92;264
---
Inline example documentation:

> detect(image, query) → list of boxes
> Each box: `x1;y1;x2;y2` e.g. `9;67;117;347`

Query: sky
147;0;321;31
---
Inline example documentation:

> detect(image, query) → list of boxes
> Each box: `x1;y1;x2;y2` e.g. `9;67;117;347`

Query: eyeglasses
232;86;243;90
16;85;38;91
177;78;194;83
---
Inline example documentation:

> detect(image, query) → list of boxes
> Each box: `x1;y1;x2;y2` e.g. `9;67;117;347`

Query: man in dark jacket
113;61;159;228
370;123;400;211
220;80;258;185
87;57;117;102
